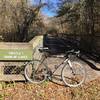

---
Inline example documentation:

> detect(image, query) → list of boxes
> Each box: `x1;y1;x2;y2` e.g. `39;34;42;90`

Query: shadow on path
49;74;67;87
80;56;100;71
49;56;100;86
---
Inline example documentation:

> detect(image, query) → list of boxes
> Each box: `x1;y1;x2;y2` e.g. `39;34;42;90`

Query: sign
0;43;33;61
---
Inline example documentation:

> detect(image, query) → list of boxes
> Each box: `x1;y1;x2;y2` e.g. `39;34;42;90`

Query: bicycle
24;48;86;87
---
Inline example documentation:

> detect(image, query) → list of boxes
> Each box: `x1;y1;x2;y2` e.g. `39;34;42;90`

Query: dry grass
0;78;99;100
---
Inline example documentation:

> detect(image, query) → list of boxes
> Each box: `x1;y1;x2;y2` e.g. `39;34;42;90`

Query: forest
0;0;100;99
0;0;100;54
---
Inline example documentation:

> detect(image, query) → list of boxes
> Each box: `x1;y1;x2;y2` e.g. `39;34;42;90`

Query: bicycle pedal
47;71;52;75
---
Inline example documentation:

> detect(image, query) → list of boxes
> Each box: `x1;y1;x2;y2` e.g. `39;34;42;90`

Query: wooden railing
0;35;43;82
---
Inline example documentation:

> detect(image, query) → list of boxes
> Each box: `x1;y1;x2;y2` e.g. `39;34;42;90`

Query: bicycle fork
64;59;75;75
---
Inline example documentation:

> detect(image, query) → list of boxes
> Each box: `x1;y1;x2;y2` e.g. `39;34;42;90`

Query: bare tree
0;0;46;42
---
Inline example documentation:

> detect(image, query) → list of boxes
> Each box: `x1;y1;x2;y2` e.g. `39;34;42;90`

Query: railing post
0;62;4;90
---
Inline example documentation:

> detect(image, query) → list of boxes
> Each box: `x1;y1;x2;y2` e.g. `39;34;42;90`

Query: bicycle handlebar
38;47;49;53
39;47;80;58
65;49;80;57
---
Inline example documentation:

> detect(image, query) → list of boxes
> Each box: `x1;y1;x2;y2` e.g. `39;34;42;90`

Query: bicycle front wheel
62;61;86;87
24;59;48;84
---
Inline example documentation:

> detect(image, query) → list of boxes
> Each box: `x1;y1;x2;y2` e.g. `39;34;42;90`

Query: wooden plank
29;35;43;60
0;62;4;75
29;35;43;48
0;62;4;90
0;42;32;49
0;75;25;81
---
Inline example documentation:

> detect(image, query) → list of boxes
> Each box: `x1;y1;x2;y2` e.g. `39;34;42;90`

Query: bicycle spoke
62;61;86;87
24;60;48;84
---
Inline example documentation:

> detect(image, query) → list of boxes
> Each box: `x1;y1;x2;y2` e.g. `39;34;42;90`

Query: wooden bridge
0;34;99;82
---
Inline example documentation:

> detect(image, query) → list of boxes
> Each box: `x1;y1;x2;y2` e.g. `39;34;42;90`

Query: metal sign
0;43;33;61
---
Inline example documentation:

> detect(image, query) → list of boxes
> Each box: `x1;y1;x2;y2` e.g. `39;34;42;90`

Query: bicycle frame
45;55;70;75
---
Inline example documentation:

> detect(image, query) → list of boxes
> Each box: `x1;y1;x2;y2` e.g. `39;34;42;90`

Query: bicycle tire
24;59;48;84
62;61;86;87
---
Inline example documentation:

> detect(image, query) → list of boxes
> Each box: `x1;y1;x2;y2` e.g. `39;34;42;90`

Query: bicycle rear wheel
24;59;48;84
62;61;86;87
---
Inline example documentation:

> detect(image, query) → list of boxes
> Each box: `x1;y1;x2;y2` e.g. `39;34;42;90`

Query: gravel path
44;56;100;85
0;55;99;86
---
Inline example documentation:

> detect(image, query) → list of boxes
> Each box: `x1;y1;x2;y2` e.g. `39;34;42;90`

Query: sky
30;0;79;17
41;8;56;17
30;0;59;17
